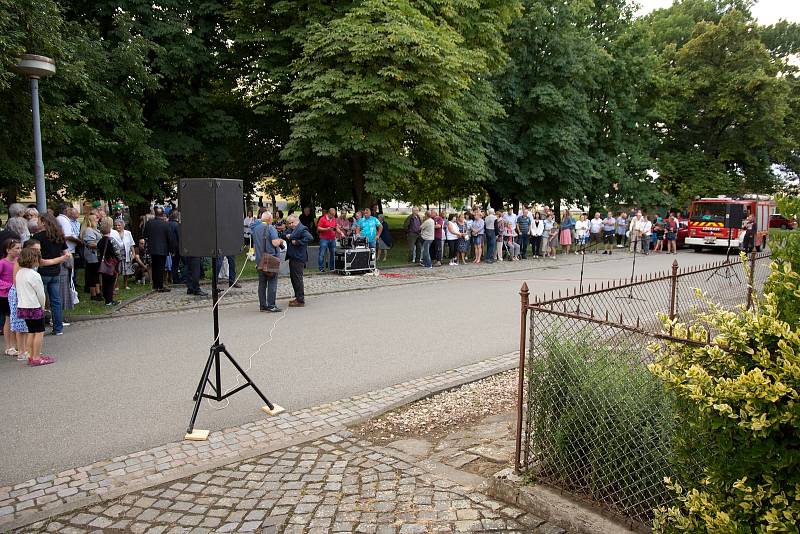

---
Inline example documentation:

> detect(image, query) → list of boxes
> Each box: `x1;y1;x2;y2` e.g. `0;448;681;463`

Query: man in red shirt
317;207;338;272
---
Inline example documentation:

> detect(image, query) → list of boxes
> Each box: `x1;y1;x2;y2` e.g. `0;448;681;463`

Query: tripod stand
617;233;647;302
706;227;741;284
185;257;283;440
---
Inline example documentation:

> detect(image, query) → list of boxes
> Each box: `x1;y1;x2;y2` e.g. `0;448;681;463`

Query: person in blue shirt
252;211;284;312
353;208;383;249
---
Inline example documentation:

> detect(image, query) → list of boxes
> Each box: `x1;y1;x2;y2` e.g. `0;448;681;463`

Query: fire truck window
690;202;726;222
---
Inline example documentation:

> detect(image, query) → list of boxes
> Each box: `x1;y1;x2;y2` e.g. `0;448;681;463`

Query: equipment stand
617;235;646;302
706;230;740;284
185;258;283;441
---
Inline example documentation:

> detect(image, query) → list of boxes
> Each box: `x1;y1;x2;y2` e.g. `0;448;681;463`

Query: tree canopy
1;0;798;211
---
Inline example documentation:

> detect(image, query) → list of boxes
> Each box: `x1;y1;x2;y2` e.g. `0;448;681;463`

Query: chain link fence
515;252;772;528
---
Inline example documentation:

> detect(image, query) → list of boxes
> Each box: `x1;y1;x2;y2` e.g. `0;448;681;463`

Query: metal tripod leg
187;346;219;434
192;345;218;402
220;347;275;411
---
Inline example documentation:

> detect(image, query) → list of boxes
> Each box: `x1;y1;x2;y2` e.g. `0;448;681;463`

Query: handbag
258;253;281;278
98;239;119;276
257;232;281;277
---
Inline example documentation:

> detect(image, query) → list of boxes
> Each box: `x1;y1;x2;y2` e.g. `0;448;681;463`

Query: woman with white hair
111;219;135;289
5;216;30;244
23;207;40;234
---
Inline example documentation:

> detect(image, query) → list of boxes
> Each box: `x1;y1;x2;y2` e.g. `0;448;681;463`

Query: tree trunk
486;188;504;211
554;198;562;223
350;155;374;210
299;190;313;212
128;201;151;241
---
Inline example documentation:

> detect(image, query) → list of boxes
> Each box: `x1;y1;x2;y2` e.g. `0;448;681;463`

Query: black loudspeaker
725;203;746;229
179;178;243;257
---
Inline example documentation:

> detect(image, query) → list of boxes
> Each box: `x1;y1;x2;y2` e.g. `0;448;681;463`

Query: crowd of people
399;206;684;267
0;201;182;366
0;199;692;366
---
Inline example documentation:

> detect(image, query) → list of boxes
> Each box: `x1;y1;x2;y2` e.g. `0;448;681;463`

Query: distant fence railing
513;251;772;528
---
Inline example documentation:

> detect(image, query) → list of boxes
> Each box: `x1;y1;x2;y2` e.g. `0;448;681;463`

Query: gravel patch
352;369;518;443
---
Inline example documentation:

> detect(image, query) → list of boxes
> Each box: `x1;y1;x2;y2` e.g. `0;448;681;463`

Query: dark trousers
447;239;458;259
258;270;278;308
407;233;421;262
184;257;201;293
431;239;442;262
485;229;496;260
101;273;116;303
531;235;542;256
151;254;166;289
171;253;184;284
288;259;305;302
214;255;237;284
518;234;530;258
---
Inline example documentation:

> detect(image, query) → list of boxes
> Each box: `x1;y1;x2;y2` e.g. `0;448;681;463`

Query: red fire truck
685;195;775;252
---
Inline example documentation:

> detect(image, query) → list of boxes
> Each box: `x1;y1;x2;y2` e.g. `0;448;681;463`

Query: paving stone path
16;432;556;534
0;353;532;532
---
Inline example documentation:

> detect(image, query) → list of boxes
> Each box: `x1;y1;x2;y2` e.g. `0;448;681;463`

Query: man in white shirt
589;212;604;253
629;210;644;253
640;215;653;255
56;203;82;287
484;208;497;263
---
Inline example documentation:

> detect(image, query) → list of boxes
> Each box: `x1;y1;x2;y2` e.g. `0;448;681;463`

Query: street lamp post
15;54;56;213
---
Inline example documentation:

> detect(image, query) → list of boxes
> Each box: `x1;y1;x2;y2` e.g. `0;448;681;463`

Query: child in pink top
0;238;22;357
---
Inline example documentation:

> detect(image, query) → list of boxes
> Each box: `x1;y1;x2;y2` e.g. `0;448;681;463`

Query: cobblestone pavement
103;252;623;317
392;412;517;477
16;432;559;534
0;353;520;531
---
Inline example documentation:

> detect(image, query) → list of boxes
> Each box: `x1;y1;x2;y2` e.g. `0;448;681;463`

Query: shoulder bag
257;231;281;278
98;239;119;276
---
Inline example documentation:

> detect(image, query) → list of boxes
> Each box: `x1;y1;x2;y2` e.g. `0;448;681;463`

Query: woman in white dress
111;219;136;290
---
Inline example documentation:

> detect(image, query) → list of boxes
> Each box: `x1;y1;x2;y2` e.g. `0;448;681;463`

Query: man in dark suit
168;210;183;285
143;207;175;292
283;214;313;307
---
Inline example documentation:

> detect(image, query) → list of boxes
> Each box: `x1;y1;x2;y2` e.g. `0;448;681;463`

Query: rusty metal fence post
746;250;756;310
515;282;530;473
668;259;679;320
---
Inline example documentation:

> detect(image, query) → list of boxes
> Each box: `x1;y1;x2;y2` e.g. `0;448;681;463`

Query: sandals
28;355;56;366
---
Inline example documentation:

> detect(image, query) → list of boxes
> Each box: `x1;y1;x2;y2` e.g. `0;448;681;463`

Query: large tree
488;0;657;212
645;2;796;204
0;0;167;208
233;0;516;209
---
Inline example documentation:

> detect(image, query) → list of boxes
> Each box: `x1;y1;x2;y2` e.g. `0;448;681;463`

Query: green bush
529;331;676;522
649;290;800;532
768;228;800;268
765;230;800;326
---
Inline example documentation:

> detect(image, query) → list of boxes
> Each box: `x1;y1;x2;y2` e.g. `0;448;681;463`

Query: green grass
66;279;152;317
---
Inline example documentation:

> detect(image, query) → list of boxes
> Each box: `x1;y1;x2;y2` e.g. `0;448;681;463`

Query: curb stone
487;469;643;534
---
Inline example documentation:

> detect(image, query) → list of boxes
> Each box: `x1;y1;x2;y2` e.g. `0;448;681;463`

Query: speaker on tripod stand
707;202;745;284
180;178;283;441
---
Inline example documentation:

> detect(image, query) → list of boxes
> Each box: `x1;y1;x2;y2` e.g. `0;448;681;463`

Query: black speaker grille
179;178;243;257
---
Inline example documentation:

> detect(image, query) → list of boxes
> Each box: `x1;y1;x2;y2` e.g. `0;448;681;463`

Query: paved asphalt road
0;250;722;485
